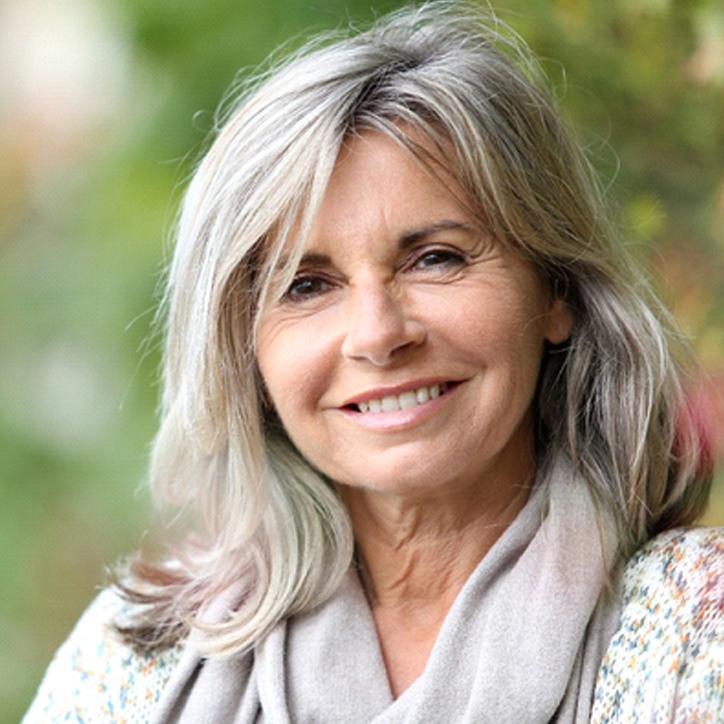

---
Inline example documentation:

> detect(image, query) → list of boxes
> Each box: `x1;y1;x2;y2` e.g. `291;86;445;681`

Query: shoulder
592;527;724;722
624;525;724;587
23;587;184;723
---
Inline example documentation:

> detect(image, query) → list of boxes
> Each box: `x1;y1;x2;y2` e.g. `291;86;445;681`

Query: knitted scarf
152;458;621;723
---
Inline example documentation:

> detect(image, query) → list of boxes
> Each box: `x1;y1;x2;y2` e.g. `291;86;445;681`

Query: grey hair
119;1;711;655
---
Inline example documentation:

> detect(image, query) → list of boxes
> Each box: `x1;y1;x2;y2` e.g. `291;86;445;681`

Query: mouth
346;382;454;414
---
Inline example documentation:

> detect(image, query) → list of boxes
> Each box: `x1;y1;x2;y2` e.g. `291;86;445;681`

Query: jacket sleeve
592;527;724;723
22;587;183;723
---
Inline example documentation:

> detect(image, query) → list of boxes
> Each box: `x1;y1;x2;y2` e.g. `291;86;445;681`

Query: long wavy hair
118;1;711;655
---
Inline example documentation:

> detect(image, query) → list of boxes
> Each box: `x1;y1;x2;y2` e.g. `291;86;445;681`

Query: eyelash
408;247;467;271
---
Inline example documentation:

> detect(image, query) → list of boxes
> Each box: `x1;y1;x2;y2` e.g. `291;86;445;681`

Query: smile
354;383;450;414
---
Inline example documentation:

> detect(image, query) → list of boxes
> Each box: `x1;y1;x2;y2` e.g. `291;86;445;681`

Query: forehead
306;128;475;246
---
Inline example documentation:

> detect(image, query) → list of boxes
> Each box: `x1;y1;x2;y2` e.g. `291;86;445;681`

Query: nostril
342;307;427;366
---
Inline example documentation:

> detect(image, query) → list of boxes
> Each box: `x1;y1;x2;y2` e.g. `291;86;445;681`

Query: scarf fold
152;458;622;723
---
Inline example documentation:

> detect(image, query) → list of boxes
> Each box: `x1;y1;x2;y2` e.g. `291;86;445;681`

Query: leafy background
1;0;722;719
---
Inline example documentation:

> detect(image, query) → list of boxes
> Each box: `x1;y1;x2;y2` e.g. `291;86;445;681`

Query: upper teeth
357;383;448;414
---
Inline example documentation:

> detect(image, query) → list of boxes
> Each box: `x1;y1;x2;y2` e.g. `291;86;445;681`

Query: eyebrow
294;219;475;267
398;219;474;249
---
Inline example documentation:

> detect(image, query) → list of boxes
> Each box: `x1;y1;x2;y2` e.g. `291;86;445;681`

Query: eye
283;274;334;302
410;248;467;271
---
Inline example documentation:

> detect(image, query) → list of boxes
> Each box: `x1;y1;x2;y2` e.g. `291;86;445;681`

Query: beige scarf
152;457;622;723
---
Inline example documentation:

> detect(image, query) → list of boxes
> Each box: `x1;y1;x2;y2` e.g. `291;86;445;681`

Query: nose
341;281;426;365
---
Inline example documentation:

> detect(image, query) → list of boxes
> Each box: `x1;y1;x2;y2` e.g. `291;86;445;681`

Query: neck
341;471;534;697
345;479;532;608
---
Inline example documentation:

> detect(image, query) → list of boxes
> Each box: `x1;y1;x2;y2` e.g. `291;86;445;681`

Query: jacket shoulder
22;587;183;723
592;527;724;722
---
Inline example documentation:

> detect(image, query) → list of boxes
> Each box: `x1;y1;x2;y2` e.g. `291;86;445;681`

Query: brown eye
284;275;333;301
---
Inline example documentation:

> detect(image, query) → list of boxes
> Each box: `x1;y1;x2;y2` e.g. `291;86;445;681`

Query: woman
25;3;721;722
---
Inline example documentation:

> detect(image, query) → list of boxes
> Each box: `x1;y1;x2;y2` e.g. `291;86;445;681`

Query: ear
544;298;574;345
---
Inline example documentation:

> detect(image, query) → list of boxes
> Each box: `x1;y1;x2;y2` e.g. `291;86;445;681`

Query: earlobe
544;298;574;345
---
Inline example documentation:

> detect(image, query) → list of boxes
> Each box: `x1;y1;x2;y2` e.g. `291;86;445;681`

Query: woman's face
257;130;572;504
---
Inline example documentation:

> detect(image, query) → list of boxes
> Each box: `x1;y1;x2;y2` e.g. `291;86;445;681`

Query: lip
337;378;463;432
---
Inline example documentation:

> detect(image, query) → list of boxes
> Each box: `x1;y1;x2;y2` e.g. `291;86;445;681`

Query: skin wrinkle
346;471;534;603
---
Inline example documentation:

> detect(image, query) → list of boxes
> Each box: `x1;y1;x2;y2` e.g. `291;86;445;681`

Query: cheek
257;324;333;420
257;325;294;413
449;290;548;356
448;292;549;399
